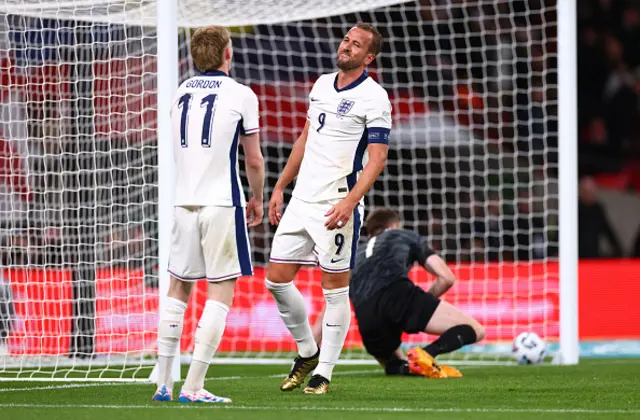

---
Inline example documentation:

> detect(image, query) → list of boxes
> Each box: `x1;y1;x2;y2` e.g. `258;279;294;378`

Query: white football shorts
168;206;252;282
269;197;363;273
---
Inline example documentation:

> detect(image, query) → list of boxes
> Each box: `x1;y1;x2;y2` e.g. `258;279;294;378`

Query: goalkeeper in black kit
313;208;485;378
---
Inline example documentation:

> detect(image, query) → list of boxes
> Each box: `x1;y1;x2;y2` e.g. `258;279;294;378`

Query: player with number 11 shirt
266;22;392;394
153;26;265;404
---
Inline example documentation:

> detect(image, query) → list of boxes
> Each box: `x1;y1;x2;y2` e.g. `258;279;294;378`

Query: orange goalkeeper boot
407;347;443;378
440;365;463;378
408;359;447;377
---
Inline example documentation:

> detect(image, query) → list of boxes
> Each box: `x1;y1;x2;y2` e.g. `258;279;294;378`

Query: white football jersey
171;71;259;207
293;71;392;203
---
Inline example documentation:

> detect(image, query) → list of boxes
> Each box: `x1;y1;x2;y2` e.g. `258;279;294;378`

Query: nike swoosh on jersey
310;97;320;102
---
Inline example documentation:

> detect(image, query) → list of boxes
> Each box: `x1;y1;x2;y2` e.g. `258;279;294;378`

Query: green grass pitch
1;359;639;420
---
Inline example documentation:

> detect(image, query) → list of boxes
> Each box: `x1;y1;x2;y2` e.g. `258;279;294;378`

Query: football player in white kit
153;26;264;404
266;23;391;394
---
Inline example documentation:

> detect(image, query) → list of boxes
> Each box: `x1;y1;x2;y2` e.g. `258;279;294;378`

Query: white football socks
182;300;229;393
265;279;318;358
314;287;350;381
157;297;187;389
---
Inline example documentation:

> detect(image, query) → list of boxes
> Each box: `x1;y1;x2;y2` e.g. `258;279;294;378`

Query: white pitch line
0;382;125;393
0;403;638;415
206;368;381;382
0;369;381;393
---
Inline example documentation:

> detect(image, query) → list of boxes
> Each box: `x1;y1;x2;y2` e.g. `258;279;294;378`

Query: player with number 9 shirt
265;22;392;395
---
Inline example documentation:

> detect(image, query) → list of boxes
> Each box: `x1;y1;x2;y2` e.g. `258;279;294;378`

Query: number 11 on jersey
178;94;191;147
200;94;216;147
178;93;218;148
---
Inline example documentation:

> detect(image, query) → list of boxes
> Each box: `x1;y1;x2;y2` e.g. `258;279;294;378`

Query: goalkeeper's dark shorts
353;279;441;361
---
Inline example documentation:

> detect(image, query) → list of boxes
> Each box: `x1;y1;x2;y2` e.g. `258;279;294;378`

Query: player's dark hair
365;208;400;237
191;26;231;73
355;22;383;56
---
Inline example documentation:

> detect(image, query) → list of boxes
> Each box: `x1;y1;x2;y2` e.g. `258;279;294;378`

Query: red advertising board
5;269;72;355
184;263;560;352
578;259;640;340
3;260;639;356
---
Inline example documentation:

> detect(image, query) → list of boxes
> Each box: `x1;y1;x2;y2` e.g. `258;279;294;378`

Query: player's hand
246;196;264;228
325;198;356;230
268;187;284;226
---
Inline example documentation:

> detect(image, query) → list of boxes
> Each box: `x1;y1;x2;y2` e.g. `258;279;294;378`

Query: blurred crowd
578;0;640;178
410;0;640;260
576;0;640;259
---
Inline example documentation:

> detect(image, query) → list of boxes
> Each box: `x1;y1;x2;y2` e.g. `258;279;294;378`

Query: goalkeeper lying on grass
313;207;485;378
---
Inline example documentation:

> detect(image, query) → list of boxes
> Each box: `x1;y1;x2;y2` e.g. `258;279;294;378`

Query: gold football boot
302;374;329;394
280;350;320;391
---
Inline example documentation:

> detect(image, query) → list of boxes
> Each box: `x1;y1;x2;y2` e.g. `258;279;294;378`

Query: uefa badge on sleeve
337;99;355;116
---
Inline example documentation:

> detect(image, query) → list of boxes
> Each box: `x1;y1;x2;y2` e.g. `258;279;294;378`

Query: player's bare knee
168;276;193;302
321;271;350;289
207;279;236;307
266;262;299;284
471;320;485;342
265;266;290;283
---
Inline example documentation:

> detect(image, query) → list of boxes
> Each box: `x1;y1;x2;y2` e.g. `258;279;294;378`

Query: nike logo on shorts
330;257;344;263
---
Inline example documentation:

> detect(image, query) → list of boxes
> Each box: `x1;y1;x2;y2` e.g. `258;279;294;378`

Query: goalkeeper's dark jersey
349;229;436;307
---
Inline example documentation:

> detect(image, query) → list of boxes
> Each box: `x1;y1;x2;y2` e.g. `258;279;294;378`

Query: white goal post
557;0;578;366
0;0;577;381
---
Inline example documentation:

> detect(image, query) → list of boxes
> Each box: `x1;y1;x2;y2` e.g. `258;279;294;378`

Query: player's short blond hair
191;26;231;73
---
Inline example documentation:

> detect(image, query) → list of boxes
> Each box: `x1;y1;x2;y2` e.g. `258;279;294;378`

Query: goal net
0;0;561;380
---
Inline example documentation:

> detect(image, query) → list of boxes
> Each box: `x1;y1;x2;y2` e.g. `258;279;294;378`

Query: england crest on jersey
337;99;355;115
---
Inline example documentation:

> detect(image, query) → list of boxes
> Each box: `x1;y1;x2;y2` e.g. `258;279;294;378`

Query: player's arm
325;141;388;229
240;88;264;227
423;254;456;298
274;121;310;191
240;132;265;227
347;142;388;205
269;121;310;225
240;133;264;199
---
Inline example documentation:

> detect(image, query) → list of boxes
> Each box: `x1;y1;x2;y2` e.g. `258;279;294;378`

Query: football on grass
512;332;546;365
